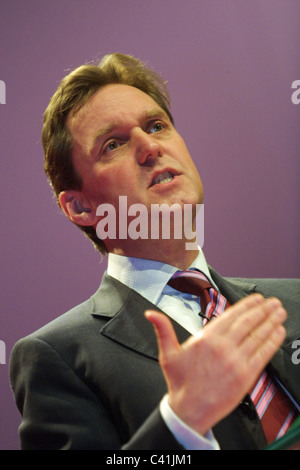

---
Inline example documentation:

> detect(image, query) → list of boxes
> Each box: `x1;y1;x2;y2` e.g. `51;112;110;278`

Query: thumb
145;310;181;363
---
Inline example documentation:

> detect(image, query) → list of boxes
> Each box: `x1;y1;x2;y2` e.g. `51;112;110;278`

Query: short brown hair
42;53;174;254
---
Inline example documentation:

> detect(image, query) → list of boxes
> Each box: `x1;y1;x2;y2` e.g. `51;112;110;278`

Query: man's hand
145;294;287;436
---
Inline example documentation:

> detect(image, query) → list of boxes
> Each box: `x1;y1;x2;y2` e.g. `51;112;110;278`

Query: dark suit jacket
9;267;300;450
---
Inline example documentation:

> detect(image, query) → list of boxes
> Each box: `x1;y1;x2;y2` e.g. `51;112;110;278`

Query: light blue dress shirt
107;248;219;334
107;248;220;450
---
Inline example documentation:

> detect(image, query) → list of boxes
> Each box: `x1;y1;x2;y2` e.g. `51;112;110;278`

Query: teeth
152;172;174;186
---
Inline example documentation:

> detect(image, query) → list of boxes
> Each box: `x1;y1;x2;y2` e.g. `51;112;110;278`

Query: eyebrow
90;108;169;154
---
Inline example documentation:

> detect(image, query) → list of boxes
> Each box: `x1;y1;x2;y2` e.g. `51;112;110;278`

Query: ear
59;190;97;227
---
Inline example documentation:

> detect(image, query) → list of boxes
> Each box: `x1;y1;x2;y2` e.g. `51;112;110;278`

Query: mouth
150;171;176;187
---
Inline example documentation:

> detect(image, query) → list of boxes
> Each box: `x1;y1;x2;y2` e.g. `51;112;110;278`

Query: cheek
171;136;193;165
82;165;140;207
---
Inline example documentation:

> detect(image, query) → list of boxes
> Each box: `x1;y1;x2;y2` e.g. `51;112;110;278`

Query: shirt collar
107;248;214;305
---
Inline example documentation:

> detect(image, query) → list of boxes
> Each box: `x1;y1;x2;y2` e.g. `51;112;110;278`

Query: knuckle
158;351;173;371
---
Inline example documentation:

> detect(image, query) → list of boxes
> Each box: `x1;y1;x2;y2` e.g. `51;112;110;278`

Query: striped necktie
249;372;298;444
168;269;299;445
168;269;228;325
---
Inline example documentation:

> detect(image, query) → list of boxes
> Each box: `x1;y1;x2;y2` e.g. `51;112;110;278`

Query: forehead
67;84;166;139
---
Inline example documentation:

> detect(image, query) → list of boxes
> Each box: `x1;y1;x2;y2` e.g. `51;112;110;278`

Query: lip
148;168;180;188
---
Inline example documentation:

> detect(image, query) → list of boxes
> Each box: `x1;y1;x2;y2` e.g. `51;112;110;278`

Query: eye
103;139;121;153
148;121;164;134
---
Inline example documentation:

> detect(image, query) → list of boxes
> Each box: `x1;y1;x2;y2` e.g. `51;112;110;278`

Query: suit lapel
91;272;190;361
208;266;257;303
267;340;300;409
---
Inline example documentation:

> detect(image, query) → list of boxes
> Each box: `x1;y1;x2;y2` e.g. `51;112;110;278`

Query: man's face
66;84;204;251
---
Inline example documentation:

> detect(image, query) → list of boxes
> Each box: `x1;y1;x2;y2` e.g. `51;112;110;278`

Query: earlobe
58;191;96;226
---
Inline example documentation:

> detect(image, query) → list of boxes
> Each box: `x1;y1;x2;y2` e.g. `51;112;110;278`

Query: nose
132;128;163;165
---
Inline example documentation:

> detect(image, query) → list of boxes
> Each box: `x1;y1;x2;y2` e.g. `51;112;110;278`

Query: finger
233;297;287;347
248;324;286;374
239;302;287;360
145;310;181;363
207;293;266;335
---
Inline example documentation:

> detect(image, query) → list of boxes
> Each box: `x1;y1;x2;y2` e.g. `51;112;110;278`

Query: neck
109;238;199;270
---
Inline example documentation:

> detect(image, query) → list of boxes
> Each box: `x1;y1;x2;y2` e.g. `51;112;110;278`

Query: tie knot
167;270;213;296
167;269;229;325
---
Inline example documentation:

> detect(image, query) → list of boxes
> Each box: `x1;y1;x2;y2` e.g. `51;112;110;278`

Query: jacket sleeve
9;336;183;450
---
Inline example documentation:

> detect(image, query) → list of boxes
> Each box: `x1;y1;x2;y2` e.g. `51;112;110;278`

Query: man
10;53;300;450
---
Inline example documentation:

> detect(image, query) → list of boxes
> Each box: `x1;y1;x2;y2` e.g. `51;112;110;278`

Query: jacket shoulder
234;277;300;310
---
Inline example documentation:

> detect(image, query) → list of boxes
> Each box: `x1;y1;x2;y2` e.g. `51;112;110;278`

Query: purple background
0;1;299;450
